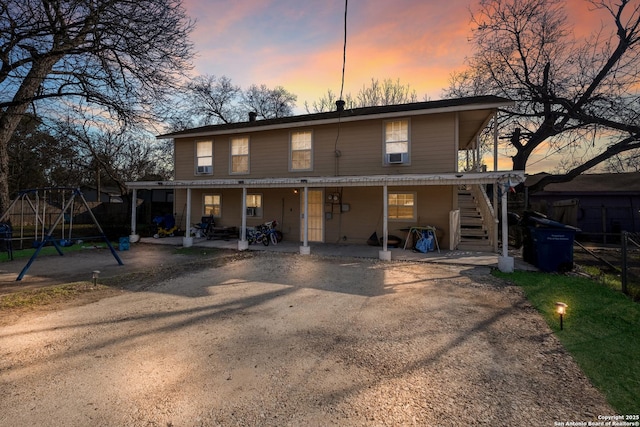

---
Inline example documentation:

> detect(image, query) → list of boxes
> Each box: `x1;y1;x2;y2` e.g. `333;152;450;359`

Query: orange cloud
184;0;625;115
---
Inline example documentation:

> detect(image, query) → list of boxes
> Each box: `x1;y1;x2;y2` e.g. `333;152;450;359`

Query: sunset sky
181;0;613;172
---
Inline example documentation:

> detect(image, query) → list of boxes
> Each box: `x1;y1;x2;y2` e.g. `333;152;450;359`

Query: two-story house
126;95;524;265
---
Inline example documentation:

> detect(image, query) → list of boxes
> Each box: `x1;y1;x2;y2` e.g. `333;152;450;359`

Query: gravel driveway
0;250;612;426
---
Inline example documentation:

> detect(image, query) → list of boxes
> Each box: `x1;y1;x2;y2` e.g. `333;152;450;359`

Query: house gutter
126;172;525;190
157;101;515;140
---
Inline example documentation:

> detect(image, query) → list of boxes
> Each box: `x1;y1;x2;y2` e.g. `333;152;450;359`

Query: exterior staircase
457;188;494;252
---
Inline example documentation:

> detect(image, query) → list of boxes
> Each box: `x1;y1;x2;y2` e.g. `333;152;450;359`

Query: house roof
526;172;640;194
158;95;513;149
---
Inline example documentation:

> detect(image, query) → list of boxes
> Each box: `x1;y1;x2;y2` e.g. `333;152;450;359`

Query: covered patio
137;235;536;271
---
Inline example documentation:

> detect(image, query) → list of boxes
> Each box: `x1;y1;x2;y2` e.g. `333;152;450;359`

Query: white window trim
388;191;416;222
289;130;313;172
203;193;222;218
382;119;411;166
195;140;214;175
245;193;263;218
229;136;250;175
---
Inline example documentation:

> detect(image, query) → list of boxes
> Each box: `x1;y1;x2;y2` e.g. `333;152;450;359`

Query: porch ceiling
127;172;525;190
458;109;495;150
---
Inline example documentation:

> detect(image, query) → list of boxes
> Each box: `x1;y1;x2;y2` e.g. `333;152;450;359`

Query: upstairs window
196;141;213;174
384;120;410;165
230;137;249;174
388;192;415;220
290;131;313;171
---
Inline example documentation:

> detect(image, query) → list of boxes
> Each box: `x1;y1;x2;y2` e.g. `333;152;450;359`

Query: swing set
0;187;123;281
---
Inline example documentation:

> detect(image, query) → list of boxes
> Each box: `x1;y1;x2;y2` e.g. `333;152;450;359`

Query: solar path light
555;302;567;330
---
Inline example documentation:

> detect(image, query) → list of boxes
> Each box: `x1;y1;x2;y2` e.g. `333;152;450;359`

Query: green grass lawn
1;240;112;262
494;270;640;414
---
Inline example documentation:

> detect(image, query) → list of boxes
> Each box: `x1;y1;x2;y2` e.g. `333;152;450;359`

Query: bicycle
247;220;282;246
262;220;282;245
247;226;267;245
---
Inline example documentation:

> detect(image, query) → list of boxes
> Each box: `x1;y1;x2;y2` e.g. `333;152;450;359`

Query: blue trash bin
524;215;580;272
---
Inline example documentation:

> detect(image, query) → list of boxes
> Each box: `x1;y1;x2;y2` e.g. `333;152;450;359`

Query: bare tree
181;75;242;125
170;75;297;130
7;115;63;192
243;84;297;119
305;78;419;113
355;78;418;107
304;89;354;114
0;0;194;212
54;119;173;196
605;151;640;172
447;0;640;192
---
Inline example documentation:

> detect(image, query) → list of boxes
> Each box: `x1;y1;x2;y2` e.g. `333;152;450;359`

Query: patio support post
300;185;310;255
476;134;481;171
454;112;460;173
183;188;193;247
238;187;249;250
129;188;139;243
493;112;498;172
379;184;391;261
498;181;514;272
492;112;500;252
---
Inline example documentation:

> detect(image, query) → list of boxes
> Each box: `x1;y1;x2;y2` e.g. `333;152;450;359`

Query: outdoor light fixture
92;270;100;287
555;302;568;330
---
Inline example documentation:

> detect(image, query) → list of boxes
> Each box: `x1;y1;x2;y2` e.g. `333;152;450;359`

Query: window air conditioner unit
387;153;408;164
197;165;212;174
246;207;257;216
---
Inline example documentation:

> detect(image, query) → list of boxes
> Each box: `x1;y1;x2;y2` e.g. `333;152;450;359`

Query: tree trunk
509;128;528;171
0;56;61;213
511;150;527;171
0;126;9;215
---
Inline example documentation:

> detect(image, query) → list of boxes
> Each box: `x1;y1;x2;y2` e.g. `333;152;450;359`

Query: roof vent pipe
248;111;257;122
336;100;345;112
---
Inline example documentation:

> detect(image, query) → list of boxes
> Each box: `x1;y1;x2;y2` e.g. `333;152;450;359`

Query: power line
339;0;347;100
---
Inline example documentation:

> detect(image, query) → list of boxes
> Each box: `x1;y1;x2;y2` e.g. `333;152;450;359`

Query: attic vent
248;111;257;122
336;99;345;112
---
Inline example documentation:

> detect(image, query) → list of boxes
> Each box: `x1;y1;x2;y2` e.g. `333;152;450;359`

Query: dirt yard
0;245;613;426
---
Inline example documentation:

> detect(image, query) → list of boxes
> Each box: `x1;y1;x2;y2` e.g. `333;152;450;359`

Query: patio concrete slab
139;236;536;271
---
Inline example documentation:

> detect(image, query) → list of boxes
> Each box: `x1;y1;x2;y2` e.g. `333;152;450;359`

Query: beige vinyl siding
174;139;196;180
174;188;301;239
174;185;453;247
409;115;457;173
173;111;459;180
322;185;453;248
